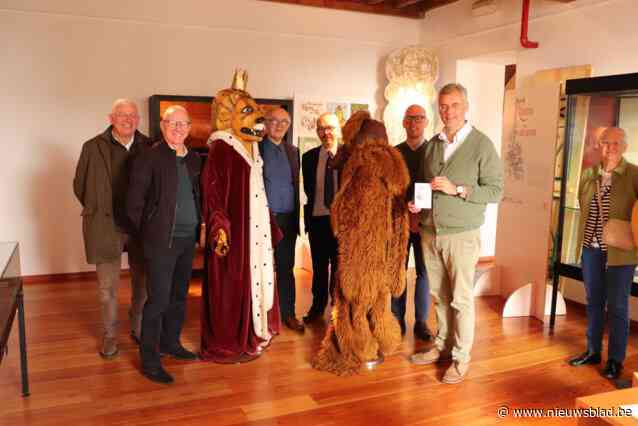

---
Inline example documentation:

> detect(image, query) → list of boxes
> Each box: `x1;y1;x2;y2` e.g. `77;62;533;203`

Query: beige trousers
95;233;146;339
420;228;480;363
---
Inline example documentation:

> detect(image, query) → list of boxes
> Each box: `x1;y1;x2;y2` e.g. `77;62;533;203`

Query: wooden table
0;242;29;397
576;387;638;425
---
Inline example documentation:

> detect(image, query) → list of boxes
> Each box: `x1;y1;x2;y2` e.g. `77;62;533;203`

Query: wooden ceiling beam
395;0;426;8
258;0;462;19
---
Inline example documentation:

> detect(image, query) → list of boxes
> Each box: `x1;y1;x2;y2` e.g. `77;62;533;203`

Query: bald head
162;105;189;121
265;107;291;144
403;104;428;146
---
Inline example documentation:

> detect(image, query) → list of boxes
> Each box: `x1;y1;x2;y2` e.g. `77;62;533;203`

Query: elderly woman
569;127;638;380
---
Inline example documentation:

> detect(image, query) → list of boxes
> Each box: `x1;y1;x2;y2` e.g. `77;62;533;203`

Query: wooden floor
1;269;636;425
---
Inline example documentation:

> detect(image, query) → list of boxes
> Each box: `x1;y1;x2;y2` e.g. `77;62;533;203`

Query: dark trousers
307;215;338;314
392;231;430;323
140;236;196;368
581;246;635;363
274;212;298;320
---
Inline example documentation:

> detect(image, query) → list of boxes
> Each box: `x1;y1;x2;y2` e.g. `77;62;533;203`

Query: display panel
551;73;638;328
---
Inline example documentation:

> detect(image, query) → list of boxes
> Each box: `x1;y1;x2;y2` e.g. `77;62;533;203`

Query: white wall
419;0;638;313
0;0;421;275
421;0;638;85
457;59;507;257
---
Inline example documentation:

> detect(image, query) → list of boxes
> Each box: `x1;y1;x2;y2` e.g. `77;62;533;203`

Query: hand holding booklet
414;182;432;209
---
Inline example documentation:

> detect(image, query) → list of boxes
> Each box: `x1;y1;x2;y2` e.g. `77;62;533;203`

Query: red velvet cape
200;137;281;363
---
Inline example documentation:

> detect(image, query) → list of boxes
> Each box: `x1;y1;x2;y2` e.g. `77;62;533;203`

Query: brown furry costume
311;111;410;375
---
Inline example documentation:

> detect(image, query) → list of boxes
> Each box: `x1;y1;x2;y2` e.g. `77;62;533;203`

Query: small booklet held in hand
414;183;432;209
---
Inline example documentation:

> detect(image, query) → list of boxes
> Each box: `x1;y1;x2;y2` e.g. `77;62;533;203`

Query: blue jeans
392;232;430;323
581;246;635;363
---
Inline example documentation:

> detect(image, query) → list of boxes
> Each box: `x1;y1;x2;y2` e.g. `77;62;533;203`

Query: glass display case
0;241;29;396
550;73;638;327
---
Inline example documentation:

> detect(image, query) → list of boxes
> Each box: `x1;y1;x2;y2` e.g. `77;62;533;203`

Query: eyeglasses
113;113;139;120
317;126;336;133
405;115;426;123
164;120;192;129
266;119;291;127
600;140;624;148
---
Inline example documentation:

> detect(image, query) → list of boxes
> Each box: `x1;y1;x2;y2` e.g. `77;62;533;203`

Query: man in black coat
127;105;202;384
301;113;340;323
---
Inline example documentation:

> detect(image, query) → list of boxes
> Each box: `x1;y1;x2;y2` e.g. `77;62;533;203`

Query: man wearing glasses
392;104;432;341
301;113;341;323
260;108;304;333
73;99;151;359
127;105;202;384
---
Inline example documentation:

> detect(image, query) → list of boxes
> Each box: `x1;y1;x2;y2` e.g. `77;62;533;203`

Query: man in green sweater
408;83;503;384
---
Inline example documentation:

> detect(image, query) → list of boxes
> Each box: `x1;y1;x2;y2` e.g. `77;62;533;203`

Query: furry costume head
211;70;265;143
334;111;407;198
334;111;386;163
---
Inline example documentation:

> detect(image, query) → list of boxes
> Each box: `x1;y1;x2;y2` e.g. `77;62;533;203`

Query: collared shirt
261;137;295;214
111;131;134;151
312;145;338;217
439;121;472;162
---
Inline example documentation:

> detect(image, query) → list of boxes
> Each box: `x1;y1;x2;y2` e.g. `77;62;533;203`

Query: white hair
111;98;138;114
601;126;627;144
162;105;189;121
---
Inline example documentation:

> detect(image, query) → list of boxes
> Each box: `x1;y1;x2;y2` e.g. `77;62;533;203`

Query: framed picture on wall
148;94;294;150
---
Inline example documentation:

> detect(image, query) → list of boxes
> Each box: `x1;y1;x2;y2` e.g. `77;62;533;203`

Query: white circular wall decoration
383;46;439;145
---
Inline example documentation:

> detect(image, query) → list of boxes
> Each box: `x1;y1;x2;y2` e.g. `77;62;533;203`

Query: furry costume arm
385;148;410;298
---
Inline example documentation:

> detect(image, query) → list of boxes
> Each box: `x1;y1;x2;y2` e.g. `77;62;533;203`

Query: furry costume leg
370;289;402;355
312;290;362;376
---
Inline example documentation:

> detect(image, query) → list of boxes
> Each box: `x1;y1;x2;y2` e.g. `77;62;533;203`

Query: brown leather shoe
442;361;470;384
409;348;450;365
100;336;119;359
284;317;305;334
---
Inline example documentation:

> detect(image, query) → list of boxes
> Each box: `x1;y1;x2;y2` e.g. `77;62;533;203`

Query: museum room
2;0;638;424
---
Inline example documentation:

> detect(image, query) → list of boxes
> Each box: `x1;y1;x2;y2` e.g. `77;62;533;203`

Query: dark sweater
127;141;202;251
395;139;426;200
173;156;199;238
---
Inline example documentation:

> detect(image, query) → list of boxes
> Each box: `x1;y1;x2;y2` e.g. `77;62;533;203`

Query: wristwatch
456;185;464;196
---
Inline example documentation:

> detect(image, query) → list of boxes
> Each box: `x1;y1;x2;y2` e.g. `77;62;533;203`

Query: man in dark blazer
73;98;151;359
127;105;202;384
259;107;304;333
301;113;341;323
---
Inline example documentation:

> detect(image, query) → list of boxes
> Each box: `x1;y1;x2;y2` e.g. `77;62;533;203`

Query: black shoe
283;317;305;334
398;319;406;336
303;309;323;324
141;366;174;384
413;321;432;341
160;345;198;361
602;359;623;379
568;351;601;366
130;331;141;345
